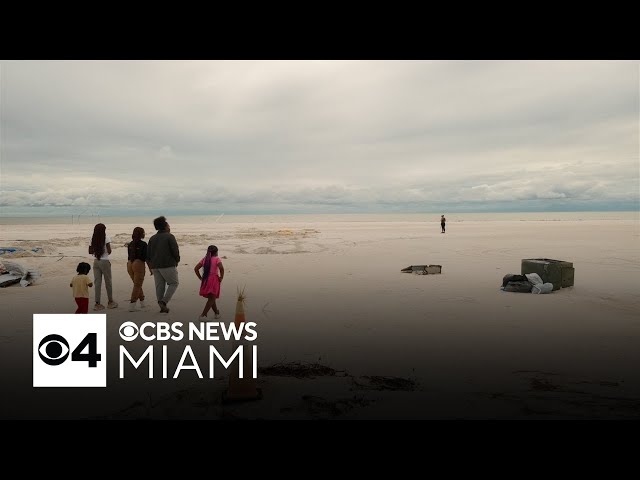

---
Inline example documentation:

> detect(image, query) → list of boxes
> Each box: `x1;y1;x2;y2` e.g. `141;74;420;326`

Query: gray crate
521;258;574;290
561;266;575;288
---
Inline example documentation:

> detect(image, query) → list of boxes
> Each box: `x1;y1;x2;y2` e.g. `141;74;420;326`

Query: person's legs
131;260;145;301
93;260;103;306
75;297;89;314
135;260;146;301
102;260;116;307
127;261;136;302
159;267;179;304
153;268;166;303
200;295;215;317
212;298;220;318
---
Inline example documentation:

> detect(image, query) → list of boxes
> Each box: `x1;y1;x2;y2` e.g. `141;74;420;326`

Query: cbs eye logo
38;333;101;367
38;334;70;365
33;314;107;387
119;322;139;341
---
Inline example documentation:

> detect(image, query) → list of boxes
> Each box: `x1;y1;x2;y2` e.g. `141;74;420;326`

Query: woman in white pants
89;223;118;310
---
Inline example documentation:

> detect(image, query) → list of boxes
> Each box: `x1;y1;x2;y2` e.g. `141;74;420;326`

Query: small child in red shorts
70;262;93;314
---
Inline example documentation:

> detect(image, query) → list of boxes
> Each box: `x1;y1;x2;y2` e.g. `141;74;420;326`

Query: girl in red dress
194;245;225;320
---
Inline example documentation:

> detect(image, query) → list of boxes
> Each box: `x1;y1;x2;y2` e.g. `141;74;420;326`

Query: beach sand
1;217;639;419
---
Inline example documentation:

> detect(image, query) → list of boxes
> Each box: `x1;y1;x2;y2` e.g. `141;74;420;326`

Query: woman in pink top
194;245;225;320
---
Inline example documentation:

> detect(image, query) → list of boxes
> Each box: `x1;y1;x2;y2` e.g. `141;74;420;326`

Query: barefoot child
71;262;93;314
194;245;224;320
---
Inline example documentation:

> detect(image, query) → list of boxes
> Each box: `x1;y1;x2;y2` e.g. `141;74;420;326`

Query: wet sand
1;218;639;419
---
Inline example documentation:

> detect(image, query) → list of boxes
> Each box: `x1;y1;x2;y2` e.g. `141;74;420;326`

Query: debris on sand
401;264;442;275
301;394;372;418
530;378;560;391
352;375;417;391
0;259;42;287
258;362;344;379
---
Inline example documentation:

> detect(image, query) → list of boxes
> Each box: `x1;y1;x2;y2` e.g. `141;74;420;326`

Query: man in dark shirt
147;216;180;313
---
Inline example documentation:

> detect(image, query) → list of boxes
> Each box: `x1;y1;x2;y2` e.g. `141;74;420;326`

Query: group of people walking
70;213;445;317
70;215;224;320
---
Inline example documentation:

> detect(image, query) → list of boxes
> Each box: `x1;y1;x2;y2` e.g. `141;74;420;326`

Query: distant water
1;212;638;225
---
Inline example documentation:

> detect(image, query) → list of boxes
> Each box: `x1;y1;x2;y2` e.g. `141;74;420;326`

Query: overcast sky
1;60;638;216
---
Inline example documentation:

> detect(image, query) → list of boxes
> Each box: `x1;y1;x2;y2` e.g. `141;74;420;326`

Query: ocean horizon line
1;208;639;218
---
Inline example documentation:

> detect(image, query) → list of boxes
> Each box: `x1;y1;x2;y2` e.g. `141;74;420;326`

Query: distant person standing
148;216;180;313
89;223;118;310
441;215;446;233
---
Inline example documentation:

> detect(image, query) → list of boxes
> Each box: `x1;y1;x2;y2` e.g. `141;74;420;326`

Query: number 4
71;333;102;367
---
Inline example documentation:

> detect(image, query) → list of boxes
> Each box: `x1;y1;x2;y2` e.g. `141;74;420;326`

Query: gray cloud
1;60;638;215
